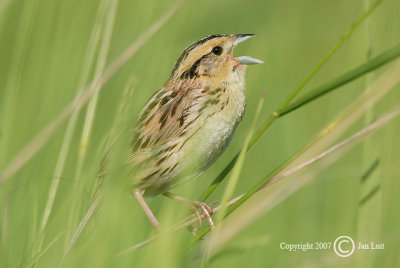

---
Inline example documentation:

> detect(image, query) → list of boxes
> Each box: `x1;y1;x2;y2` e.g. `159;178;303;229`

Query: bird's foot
187;201;215;235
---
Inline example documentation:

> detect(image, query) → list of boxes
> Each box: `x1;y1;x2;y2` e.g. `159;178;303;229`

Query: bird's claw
188;201;214;235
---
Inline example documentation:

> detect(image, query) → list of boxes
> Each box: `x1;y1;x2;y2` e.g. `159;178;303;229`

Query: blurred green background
1;0;400;267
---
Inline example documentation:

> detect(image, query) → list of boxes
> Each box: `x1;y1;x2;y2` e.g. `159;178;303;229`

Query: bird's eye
212;46;223;55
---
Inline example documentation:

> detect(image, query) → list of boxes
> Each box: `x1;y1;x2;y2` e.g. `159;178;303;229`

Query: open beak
233;34;264;65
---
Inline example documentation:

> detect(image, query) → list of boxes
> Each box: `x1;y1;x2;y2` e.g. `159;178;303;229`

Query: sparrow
128;34;263;231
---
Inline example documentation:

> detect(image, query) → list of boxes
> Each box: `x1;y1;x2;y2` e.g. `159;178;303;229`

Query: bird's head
169;34;263;83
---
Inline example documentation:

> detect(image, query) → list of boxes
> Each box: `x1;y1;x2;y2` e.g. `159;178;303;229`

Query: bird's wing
129;83;209;164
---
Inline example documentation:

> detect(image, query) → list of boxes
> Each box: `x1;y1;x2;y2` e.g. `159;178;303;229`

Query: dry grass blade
0;0;183;185
203;106;400;253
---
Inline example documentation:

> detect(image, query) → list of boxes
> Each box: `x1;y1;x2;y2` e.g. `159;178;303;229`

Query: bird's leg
133;189;161;232
163;192;215;233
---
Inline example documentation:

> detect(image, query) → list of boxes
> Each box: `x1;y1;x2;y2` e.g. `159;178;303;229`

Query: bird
128;34;263;231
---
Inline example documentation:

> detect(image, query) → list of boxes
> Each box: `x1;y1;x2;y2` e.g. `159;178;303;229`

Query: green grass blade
60;78;135;265
0;0;182;185
226;59;400;221
59;189;102;267
202;107;400;253
360;158;380;183
277;43;400;116
189;59;400;247
0;0;38;167
280;0;383;108
23;232;64;268
63;0;118;249
201;91;266;266
359;185;380;206
36;0;106;250
199;0;385;201
200;42;400;202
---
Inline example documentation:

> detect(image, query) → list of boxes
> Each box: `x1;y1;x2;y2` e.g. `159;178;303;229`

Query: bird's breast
183;73;247;172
